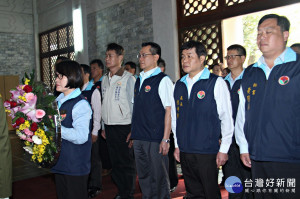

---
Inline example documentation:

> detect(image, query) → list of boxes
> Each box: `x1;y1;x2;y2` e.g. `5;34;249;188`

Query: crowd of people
42;13;300;199
1;13;300;199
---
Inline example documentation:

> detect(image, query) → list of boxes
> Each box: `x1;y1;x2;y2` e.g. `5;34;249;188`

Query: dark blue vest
174;74;220;154
51;95;92;175
81;81;102;104
242;57;300;163
131;72;166;142
225;79;241;123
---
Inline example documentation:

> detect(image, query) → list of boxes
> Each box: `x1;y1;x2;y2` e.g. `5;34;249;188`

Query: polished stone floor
10;130;229;199
10;131;50;182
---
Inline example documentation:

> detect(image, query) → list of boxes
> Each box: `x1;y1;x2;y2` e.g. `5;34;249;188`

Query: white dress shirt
82;82;101;136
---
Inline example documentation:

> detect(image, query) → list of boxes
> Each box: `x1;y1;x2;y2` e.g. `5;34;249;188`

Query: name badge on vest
278;76;290;86
115;82;122;101
197;91;205;99
145;85;151;92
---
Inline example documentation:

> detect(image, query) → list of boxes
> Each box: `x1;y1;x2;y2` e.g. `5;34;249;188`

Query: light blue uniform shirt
235;47;297;153
84;76;104;91
224;70;244;89
56;88;92;144
138;67;173;108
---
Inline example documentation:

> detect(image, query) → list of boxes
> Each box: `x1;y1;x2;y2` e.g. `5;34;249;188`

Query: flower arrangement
4;70;60;167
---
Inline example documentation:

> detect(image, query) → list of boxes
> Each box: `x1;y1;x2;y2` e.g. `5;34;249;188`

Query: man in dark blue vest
172;40;234;198
131;42;173;198
223;44;252;199
80;64;103;198
236;14;300;198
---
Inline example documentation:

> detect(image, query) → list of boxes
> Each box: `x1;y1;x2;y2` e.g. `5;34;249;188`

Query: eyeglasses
55;73;64;80
224;55;243;60
137;53;153;59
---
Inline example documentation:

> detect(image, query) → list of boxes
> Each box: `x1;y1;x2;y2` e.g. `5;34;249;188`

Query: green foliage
242;4;300;65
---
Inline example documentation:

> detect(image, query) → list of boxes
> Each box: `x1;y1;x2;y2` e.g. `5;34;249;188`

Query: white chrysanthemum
32;135;42;145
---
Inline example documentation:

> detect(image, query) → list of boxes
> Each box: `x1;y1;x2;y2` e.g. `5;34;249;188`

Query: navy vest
174;74;220;154
81;81;102;104
242;57;300;163
51;95;92;175
225;79;241;123
131;72;166;142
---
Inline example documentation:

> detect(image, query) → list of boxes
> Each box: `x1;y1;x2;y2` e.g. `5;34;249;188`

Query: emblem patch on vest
237;88;240;95
117;82;122;86
278;76;289;85
145;85;151;92
60;110;67;121
197;91;205;99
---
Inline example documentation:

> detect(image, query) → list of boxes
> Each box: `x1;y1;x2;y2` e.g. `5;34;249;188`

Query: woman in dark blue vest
51;60;92;199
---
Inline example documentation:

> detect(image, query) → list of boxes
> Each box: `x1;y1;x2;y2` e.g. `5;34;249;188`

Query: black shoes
88;187;102;198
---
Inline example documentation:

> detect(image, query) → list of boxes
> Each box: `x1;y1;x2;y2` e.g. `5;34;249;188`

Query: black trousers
55;173;89;199
105;124;136;198
223;141;253;199
99;135;112;169
251;160;300;199
88;131;102;189
180;152;221;199
133;140;170;199
168;133;178;188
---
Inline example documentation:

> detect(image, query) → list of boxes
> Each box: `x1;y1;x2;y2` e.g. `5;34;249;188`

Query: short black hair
180;40;207;58
125;61;137;70
142;42;161;58
90;59;104;69
227;44;247;57
291;43;300;49
223;68;231;74
258;14;290;32
80;64;91;75
158;58;166;68
211;64;221;69
56;60;83;89
106;43;124;56
56;56;69;61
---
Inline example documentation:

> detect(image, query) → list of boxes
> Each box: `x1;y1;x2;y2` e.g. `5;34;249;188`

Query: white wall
0;0;33;34
152;0;179;81
222;16;244;67
38;0;72;33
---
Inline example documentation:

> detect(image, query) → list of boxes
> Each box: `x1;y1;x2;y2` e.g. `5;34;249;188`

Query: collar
254;47;296;68
224;70;244;83
180;67;210;83
139;67;161;80
56;88;82;108
107;67;125;77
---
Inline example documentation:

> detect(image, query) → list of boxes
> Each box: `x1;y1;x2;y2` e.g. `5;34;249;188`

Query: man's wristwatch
162;138;170;143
